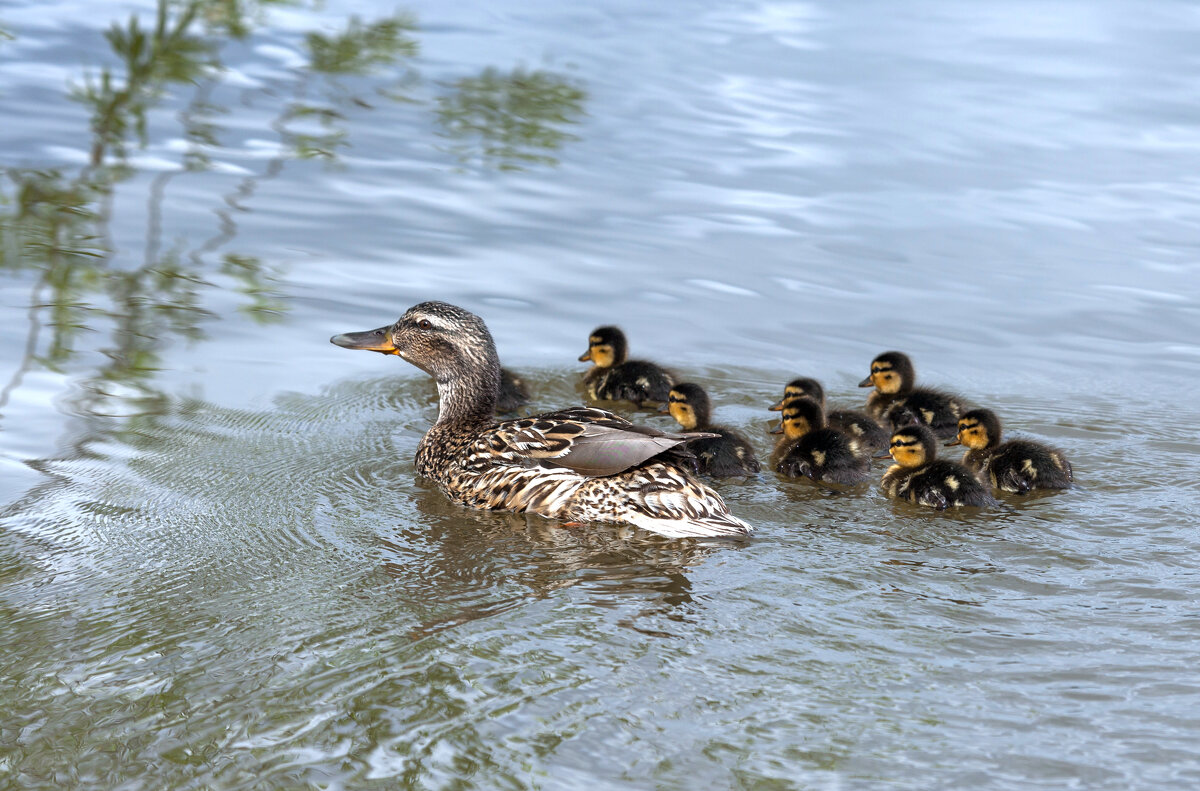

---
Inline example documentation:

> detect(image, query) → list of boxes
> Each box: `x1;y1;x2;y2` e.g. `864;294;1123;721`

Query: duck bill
578;349;593;362
769;424;784;435
768;399;785;411
872;450;893;460
858;375;874;388
330;326;397;354
657;403;670;414
945;438;962;447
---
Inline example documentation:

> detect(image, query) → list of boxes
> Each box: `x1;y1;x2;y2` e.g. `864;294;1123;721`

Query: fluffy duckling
879;424;996;509
662;383;760;477
770;397;871;485
579;326;673;407
497;368;531;413
859;351;964;438
332;302;751;538
769;376;889;454
947;408;1073;493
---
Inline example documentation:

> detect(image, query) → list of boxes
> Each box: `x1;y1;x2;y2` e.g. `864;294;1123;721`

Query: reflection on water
0;0;587;416
437;67;586;170
2;0;1200;789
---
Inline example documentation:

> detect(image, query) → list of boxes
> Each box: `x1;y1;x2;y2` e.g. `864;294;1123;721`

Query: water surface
2;1;1199;789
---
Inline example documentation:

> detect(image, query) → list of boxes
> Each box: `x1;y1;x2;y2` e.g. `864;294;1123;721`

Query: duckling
879;424;996;509
497;368;531;413
769;376;889;454
947;408;1073;493
858;351;964;438
332;302;751;539
661;383;760;477
770;397;870;485
579;326;674;407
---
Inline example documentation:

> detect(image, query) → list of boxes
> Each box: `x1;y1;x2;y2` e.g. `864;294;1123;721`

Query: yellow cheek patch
669;403;696;429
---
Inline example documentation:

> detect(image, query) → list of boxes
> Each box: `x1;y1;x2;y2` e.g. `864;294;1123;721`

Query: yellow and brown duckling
947;408;1073;493
859;351;964;438
332;302;751;538
661;383;760;477
770;397;871;485
878;424;996;509
769;376;889;454
579;326;674;407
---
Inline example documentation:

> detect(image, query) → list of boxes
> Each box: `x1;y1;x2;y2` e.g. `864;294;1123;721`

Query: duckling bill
332;303;751;539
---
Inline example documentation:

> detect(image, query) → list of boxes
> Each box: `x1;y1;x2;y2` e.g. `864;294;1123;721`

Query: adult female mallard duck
768;376;888;453
578;325;674;407
331;302;751;538
947;407;1073;493
858;351;964;438
770;397;871;485
878;424;996;509
660;383;760;477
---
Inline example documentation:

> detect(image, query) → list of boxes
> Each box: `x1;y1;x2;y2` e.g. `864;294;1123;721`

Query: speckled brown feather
349;302;752;538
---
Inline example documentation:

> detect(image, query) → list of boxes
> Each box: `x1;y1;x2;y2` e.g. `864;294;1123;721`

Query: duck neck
433;362;499;431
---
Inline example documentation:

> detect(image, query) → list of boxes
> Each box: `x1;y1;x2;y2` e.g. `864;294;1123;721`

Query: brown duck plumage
332;301;752;539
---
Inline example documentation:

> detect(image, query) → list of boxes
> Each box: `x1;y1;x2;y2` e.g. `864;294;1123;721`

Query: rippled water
3;1;1200;789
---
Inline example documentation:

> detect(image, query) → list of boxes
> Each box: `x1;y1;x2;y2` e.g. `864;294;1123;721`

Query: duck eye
418;319;432;330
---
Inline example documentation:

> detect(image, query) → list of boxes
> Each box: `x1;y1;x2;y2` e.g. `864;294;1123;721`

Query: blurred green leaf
305;14;418;75
436;66;586;170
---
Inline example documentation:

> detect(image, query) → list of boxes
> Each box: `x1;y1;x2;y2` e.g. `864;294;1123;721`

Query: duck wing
486;407;711;478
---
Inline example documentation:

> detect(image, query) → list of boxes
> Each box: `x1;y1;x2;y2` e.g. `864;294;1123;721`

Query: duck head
578;326;628;368
859;351;915;394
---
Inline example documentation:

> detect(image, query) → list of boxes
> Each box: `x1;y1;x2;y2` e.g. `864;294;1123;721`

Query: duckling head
331;301;500;391
881;423;937;468
883;402;921;431
769;377;824;411
948;408;1002;450
578;326;628;368
859;351;914;394
771;396;825;439
664;382;711;430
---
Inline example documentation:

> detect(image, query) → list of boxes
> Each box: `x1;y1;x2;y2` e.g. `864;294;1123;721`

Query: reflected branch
1;0;591;425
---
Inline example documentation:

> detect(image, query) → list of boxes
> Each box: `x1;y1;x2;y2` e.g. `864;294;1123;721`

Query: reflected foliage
305;13;418;76
0;0;588;418
74;3;215;163
437;67;587;170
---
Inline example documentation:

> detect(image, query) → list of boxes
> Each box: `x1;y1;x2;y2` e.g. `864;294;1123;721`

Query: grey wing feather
490;407;715;478
547;424;686;477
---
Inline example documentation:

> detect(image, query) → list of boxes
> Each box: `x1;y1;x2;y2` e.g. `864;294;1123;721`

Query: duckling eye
418;319;432;330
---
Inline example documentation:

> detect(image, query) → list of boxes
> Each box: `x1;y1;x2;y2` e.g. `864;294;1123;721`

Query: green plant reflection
0;0;588;416
437;66;587;170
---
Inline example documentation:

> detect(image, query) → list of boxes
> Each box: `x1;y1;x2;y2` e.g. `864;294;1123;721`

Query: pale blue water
2;1;1199;789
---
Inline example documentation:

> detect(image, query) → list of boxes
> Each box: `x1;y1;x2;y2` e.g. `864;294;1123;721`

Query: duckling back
882;392;963;438
975;440;1073;493
827;409;889;454
882;458;996;509
775;428;870;485
688;428;761;477
586;360;674;405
